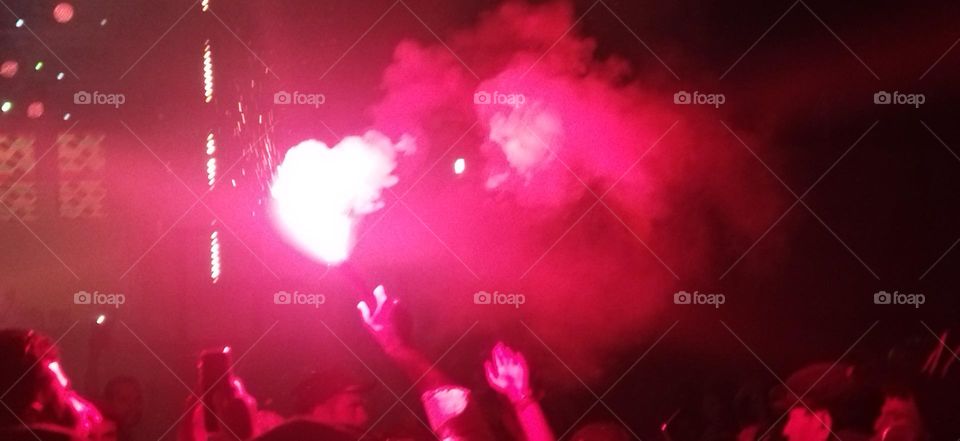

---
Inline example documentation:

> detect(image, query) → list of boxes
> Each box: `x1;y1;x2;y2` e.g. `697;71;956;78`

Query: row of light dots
13;3;109;26
3;3;102;120
0;59;69;119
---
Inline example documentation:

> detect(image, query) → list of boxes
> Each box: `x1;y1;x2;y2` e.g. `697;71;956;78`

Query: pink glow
367;1;789;380
53;3;74;23
270;132;413;264
26;102;43;119
232;378;247;395
68;393;102;437
0;60;17;78
69;395;86;413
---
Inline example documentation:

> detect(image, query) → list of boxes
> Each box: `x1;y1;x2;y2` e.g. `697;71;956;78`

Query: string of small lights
201;4;220;283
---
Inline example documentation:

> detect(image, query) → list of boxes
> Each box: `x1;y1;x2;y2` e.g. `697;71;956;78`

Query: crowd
0;285;946;441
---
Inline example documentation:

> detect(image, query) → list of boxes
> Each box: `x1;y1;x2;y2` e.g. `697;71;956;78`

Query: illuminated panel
56;133;107;219
0;135;38;222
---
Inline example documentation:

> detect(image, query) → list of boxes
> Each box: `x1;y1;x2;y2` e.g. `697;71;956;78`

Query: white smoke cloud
270;131;415;264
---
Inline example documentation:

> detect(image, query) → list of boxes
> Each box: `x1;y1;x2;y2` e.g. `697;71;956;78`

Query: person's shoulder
253;419;354;441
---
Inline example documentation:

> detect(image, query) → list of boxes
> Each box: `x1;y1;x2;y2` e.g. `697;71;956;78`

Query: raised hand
357;285;402;348
484;342;532;403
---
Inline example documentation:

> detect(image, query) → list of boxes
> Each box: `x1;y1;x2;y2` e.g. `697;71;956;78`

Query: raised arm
485;342;555;441
358;285;494;441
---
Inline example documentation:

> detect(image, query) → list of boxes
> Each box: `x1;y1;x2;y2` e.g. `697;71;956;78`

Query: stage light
202;41;214;103
454;157;466;174
56;72;64;80
96;314;106;325
53;3;74;23
26;102;43;119
270;134;408;265
99;18;107;26
34;61;44;71
63;113;71;120
1;101;12;113
1;61;17;78
210;230;221;282
202;0;210;12
206;157;217;187
15;19;24;28
206;133;217;186
206;132;216;155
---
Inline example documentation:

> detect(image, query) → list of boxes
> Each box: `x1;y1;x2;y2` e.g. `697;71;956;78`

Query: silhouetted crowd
0;287;953;441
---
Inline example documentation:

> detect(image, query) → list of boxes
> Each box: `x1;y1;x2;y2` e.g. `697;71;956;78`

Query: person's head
0;329;71;428
775;362;878;441
102;376;143;429
783;407;834;441
571;421;632;441
872;394;923;441
294;370;371;432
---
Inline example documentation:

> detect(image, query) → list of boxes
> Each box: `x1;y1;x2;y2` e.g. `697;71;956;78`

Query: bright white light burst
270;131;414;265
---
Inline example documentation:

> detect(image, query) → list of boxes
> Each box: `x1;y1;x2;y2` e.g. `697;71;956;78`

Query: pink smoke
365;1;784;380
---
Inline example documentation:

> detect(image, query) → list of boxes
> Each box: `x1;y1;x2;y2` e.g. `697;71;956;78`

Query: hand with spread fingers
485;342;532;404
